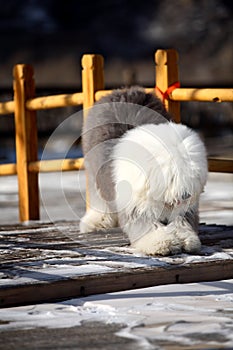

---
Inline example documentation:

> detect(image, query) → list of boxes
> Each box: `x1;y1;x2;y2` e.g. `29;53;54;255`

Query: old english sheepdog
80;87;208;256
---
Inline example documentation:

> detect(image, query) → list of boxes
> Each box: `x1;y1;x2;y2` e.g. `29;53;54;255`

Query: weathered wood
170;88;233;102
13;64;40;221
26;92;83;110
0;222;232;307
28;158;84;172
155;49;181;123
1;259;232;308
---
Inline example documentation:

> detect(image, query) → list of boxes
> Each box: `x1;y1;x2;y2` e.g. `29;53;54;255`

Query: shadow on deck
0;221;232;308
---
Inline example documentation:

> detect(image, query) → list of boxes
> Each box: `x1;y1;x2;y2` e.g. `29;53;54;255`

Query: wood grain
0;222;232;308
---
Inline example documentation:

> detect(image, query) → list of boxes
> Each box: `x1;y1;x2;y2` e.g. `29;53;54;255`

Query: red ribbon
155;82;180;103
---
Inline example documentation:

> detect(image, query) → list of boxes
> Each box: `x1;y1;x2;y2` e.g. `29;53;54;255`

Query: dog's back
82;87;172;203
82;86;171;155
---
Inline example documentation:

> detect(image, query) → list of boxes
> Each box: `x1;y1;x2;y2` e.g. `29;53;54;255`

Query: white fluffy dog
80;87;208;256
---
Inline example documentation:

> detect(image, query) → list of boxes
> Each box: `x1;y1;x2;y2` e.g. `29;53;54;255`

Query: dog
80;87;208;256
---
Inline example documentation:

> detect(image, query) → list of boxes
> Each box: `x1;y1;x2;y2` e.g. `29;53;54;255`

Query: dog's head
112;122;208;220
146;123;208;219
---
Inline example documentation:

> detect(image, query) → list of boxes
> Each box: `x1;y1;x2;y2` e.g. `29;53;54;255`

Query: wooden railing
0;49;232;222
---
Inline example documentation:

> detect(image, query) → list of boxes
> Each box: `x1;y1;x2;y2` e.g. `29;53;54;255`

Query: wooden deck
0;221;233;308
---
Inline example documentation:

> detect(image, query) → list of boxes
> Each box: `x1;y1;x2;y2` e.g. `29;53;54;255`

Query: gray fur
80;86;205;255
82;86;171;206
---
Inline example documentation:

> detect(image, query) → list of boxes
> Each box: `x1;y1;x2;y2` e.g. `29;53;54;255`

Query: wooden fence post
82;54;104;117
81;55;104;209
13;64;40;221
155;49;181;123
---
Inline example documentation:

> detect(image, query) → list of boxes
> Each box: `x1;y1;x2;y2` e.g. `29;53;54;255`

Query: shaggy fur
80;87;208;256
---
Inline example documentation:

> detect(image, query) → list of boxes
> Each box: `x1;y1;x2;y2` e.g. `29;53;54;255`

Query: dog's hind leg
79;169;118;233
80;207;118;233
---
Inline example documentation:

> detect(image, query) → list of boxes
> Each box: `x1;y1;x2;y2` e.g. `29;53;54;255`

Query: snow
0;264;116;287
0;171;232;348
0;280;233;348
0;171;232;225
0;240;232;288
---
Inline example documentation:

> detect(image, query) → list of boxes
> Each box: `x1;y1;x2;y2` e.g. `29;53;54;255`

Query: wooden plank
26;92;83;110
13;64;40;221
0;222;231;251
0;222;232;308
1;260;232;308
170;88;233;102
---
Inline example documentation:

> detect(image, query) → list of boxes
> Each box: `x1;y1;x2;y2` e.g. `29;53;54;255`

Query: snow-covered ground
0;280;233;349
0;170;232;225
0;171;232;349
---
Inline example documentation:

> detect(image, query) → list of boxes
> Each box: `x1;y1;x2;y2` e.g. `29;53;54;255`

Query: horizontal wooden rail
208;158;233;173
1;157;232;176
26;92;83;110
170;88;233;102
28;158;84;172
0;163;17;175
95;88;233;103
0;92;84;116
95;88;154;101
1;88;232;116
95;89;112;101
0;158;84;176
0;100;15;115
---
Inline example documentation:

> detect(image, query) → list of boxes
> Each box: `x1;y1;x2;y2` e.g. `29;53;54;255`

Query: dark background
0;0;232;86
0;0;232;162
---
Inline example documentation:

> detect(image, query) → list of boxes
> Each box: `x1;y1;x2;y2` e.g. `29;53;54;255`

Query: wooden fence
0;49;232;222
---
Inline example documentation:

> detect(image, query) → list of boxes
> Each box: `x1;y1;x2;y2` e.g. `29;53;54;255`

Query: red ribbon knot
155;82;180;103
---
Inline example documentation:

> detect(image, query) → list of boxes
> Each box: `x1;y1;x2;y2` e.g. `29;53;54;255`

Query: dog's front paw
132;224;182;256
182;234;201;253
174;218;201;253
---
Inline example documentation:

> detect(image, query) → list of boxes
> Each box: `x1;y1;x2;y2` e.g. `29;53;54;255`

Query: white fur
80;122;208;256
132;218;201;256
112;123;207;210
80;188;117;233
132;222;182;256
79;208;117;233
